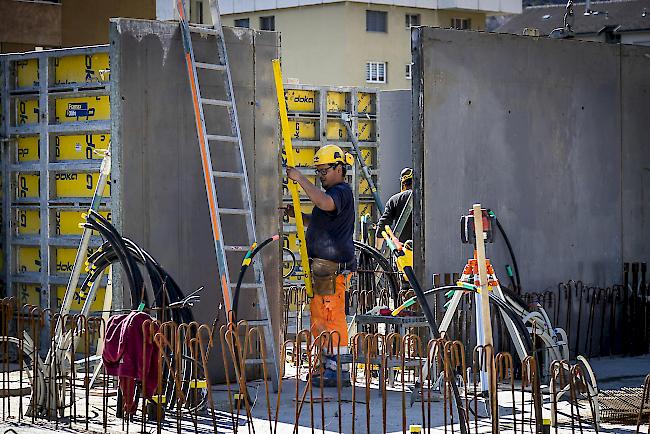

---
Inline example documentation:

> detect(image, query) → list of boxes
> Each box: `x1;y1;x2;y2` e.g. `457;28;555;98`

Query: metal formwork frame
0;45;111;317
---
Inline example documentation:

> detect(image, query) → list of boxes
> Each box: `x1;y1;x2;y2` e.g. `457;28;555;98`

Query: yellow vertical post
272;59;313;298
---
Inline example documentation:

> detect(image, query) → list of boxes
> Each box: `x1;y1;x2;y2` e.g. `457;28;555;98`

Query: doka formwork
0;20;283;381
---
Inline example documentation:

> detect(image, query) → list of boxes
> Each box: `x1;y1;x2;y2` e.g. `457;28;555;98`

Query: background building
497;0;650;44
217;0;521;89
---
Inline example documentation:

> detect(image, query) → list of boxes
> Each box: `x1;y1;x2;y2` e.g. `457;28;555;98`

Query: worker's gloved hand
286;166;302;183
283;204;295;218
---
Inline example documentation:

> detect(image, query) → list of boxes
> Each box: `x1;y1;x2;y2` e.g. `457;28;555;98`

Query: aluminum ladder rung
206;134;238;142
228;283;261;289
220;208;251;215
189;26;219;36
201;98;232;107
195;62;226;71
213;170;244;179
224;245;250;252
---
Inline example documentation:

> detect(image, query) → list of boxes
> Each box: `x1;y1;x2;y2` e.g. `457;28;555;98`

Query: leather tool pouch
311;258;339;296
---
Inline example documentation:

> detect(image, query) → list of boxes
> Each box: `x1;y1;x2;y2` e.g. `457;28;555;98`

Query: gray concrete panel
621;44;650;263
110;18;280;381
413;28;635;291
378;89;412;204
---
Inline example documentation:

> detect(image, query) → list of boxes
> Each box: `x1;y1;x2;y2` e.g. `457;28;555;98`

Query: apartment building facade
215;0;521;89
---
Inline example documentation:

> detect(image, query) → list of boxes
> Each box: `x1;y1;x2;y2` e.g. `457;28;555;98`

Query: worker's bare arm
286;167;336;212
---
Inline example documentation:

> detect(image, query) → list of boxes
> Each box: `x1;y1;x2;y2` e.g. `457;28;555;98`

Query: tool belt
310;258;340;296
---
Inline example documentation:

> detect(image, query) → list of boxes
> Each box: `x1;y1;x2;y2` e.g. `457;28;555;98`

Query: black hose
488;210;522;293
353;241;400;305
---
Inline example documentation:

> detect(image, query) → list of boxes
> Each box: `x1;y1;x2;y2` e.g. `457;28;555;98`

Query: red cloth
102;311;160;413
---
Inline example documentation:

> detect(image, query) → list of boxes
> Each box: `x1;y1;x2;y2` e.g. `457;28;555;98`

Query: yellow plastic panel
55;134;110;160
15;99;40;125
16;209;40;235
17;246;41;273
54;173;110;198
357;92;375;114
16;173;39;198
291;147;315;168
55;210;111;235
360;147;374;166
357;120;374;141
15;284;40;306
358;202;374;220
54;53;110;85
326;91;348;112
17;136;39;162
15;59;38;88
56;285;106;312
288;120;317;140
285;89;317;112
326;120;348;141
55;247;96;274
55;96;110;123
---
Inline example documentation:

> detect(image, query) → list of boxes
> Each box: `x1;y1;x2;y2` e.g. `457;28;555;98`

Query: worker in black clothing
375;167;413;249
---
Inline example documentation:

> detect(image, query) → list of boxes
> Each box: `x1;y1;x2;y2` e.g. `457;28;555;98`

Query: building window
234;18;250;28
366;62;387;83
366;10;387;32
451;18;471;30
405;63;412;80
405;14;420;28
260;16;275;31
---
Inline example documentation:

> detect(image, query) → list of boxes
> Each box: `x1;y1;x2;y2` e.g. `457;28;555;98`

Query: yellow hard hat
313;144;354;166
400;167;413;184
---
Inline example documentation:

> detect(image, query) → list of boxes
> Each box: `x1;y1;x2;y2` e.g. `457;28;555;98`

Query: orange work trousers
310;273;350;349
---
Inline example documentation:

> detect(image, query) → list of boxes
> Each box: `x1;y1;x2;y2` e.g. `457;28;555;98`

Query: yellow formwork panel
55;134;110;160
54;210;111;235
17;246;41;273
360;147;374;166
17;136;40;162
326;120;348;141
285;89;317;112
15;59;38;88
290;147;315;168
357;92;375;114
15;284;40;306
287;119;318;140
55;247;96;274
16;209;40;235
357;120;375;141
326;91;348;112
54;173;110;198
358;202;374;220
54;53;110;85
55;285;106;312
16;173;39;198
15;99;40;125
55;96;110;123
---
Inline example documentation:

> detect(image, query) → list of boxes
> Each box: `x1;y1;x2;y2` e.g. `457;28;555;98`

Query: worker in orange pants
286;144;356;387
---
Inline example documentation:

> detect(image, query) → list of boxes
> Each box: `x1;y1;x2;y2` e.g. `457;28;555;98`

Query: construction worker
375;167;413;249
285;144;355;387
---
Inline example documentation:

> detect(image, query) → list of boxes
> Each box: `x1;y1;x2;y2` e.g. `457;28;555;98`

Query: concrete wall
110;18;281;381
411;28;650;291
219;3;484;89
378;89;412;203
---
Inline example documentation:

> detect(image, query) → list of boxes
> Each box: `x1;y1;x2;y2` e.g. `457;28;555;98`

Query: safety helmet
400;167;413;184
313;144;354;166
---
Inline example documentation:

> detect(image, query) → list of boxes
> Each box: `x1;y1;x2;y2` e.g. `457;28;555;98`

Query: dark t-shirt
306;182;355;265
375;189;413;243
